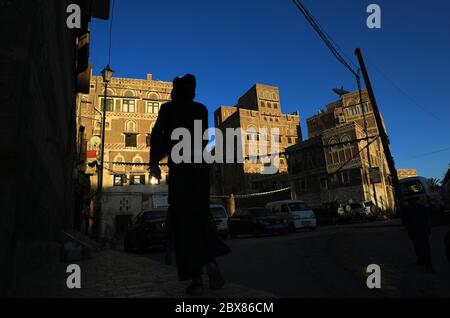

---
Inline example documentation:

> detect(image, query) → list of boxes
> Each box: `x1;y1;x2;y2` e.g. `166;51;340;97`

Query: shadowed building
0;0;110;296
287;89;395;212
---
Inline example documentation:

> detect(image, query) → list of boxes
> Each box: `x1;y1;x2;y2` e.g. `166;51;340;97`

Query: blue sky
89;0;450;179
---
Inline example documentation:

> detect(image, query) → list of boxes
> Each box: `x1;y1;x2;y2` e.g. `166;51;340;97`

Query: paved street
146;220;450;297
14;242;275;298
14;219;450;298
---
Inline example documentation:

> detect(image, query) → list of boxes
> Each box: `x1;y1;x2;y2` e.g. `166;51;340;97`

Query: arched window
329;138;339;151
328;137;339;164
132;155;144;172
113;154;125;172
341;135;353;160
114;155;125;164
341;135;351;147
124;90;134;97
102;88;115;96
125;120;137;132
149;92;159;101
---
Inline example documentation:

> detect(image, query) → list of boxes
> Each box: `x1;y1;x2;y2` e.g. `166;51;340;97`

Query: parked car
266;200;317;232
363;201;379;220
314;202;341;225
124;209;168;253
229;208;288;237
399;176;445;214
210;204;230;239
344;202;367;220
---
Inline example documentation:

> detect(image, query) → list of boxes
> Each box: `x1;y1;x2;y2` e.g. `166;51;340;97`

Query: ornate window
100;97;114;112
122;99;136;112
125;120;137;132
113;154;125;173
146;101;159;114
124;90;134;98
148;92;159;100
132;155;144;172
124;134;137;148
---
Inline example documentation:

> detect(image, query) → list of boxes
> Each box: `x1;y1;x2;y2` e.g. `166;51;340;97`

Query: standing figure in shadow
149;74;230;296
403;197;434;273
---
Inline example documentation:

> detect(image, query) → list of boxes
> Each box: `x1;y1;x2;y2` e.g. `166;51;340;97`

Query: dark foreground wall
0;0;79;296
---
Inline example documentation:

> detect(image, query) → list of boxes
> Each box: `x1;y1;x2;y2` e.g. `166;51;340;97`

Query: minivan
266;200;317;231
210;204;230;239
399;176;444;213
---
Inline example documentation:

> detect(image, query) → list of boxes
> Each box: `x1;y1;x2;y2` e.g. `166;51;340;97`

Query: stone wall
0;0;105;296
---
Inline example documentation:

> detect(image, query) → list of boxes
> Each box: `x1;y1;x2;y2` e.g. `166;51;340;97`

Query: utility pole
355;48;404;216
356;75;379;211
94;65;114;240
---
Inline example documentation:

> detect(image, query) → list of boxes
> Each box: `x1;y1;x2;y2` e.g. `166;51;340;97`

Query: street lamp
101;64;114;83
94;64;114;241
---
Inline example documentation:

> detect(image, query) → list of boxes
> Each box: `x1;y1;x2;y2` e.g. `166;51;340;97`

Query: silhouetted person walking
403;197;434;273
149;74;230;296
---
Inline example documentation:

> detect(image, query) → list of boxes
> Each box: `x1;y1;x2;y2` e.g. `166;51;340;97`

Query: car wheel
288;223;296;233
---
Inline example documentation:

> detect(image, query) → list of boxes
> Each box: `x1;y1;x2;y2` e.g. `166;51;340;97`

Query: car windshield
249;208;272;217
401;181;425;195
143;210;167;220
210;206;227;218
288;202;308;211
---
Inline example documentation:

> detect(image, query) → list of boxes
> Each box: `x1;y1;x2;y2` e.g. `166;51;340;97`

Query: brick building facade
287;89;395;211
77;74;172;237
213;84;302;194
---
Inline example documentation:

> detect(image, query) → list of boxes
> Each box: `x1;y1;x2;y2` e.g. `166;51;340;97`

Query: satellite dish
332;87;350;96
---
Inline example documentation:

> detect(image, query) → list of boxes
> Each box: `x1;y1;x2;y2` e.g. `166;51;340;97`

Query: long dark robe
150;99;229;281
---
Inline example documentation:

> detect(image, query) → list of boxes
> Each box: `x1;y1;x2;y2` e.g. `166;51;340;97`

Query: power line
365;57;444;123
108;0;116;65
398;146;450;163
295;1;357;71
292;0;358;77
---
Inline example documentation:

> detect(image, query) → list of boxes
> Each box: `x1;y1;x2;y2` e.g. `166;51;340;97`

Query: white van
399;176;444;213
266;200;317;231
210;204;230;238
